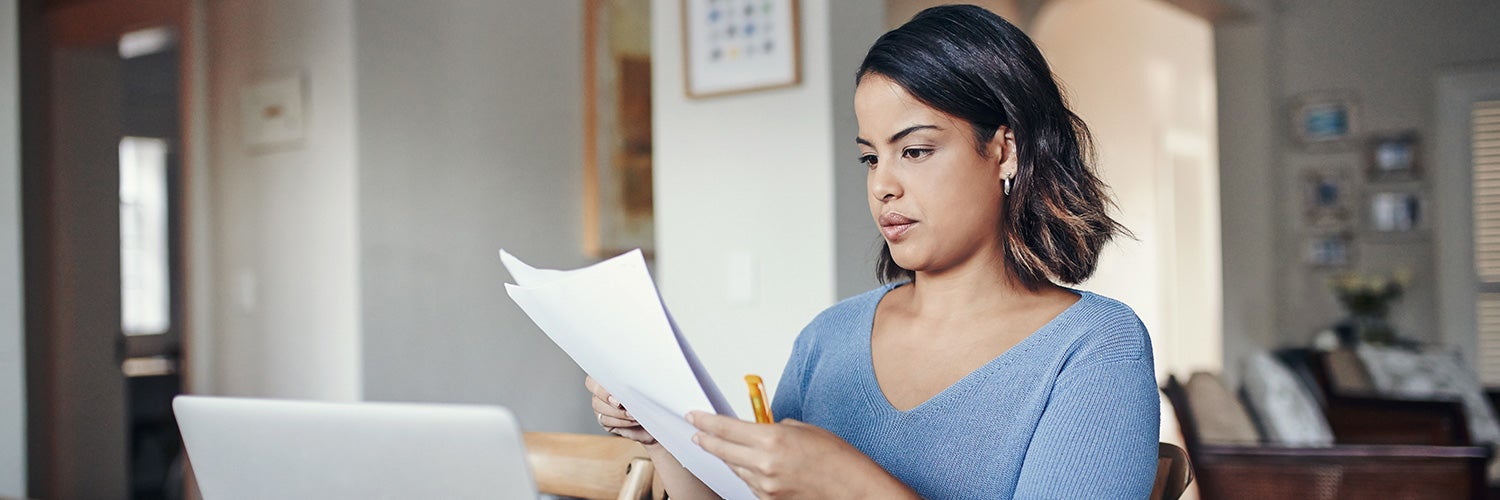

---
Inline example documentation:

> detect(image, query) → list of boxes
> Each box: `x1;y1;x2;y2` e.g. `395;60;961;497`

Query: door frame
22;0;196;496
1435;65;1500;367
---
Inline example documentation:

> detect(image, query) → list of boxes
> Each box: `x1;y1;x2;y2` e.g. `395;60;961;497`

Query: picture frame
1365;187;1427;236
1367;132;1420;182
1301;165;1356;230
583;0;655;257
681;0;801;98
1291;91;1359;148
1304;232;1354;268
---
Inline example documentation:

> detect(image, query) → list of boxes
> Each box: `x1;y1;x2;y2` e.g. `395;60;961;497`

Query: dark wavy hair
858;4;1128;288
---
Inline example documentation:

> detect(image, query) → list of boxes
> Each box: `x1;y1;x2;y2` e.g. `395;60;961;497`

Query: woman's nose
869;163;901;202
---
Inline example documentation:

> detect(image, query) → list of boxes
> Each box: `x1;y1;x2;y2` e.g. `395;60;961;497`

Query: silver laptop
174;396;538;499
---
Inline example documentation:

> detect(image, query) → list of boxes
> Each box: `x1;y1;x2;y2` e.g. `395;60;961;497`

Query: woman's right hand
586;375;657;445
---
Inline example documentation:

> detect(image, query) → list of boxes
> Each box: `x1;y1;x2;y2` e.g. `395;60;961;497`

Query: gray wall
831;0;885;299
1217;0;1500;376
354;0;596;433
0;1;24;496
1214;0;1279;382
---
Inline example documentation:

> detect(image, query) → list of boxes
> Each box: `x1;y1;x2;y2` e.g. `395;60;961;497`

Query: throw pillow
1240;351;1335;446
1183;372;1261;444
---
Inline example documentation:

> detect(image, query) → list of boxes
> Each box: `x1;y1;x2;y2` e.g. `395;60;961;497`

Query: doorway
1028;0;1223;381
23;0;193;498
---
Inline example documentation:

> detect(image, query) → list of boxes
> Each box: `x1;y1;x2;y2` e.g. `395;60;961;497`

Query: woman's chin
888;253;927;275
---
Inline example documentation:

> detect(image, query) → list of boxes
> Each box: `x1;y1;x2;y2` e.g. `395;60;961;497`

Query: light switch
236;269;258;313
726;251;755;305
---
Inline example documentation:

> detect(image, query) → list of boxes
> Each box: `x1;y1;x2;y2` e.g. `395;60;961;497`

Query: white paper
500;249;754;500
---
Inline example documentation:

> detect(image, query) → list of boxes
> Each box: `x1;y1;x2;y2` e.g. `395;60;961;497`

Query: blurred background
2;0;1500;498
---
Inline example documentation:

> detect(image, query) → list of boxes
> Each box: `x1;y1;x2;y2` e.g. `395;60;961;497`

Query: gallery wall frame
1367;132;1421;182
1301;164;1356;230
1365;185;1428;239
1290;90;1359;149
681;0;802;98
1304;232;1354;268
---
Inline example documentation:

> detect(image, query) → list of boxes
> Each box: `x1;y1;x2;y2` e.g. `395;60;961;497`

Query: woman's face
855;74;1016;275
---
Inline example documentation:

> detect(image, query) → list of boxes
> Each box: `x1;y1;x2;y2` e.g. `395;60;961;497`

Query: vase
1337;312;1397;345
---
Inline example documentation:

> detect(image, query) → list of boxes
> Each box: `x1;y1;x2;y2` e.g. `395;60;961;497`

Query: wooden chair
1152;442;1193;500
524;432;659;500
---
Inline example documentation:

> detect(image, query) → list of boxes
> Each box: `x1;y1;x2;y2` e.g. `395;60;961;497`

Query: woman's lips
879;212;917;241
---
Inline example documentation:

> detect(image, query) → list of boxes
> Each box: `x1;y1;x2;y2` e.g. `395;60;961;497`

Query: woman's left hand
686;411;919;499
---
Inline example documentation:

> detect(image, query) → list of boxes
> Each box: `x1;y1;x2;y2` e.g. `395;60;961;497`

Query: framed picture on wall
583;0;655;258
1304;232;1354;268
1366;186;1427;237
1291;91;1359;148
1368;132;1420;182
681;0;801;98
1301;165;1355;230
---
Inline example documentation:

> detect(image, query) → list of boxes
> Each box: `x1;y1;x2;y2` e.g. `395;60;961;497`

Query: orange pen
744;374;773;424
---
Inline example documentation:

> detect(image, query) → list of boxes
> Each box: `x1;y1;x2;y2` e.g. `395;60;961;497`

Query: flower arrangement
1329;269;1411;344
1331;269;1409;316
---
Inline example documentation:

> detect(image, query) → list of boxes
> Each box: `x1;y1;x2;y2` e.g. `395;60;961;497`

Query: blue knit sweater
771;283;1159;498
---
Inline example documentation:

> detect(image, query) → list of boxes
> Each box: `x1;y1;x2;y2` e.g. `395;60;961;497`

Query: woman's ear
994;127;1019;181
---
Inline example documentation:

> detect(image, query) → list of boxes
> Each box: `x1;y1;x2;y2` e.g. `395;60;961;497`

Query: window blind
1472;100;1500;384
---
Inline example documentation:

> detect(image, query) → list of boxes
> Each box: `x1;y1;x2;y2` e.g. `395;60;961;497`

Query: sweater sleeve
1012;356;1160;498
770;329;812;422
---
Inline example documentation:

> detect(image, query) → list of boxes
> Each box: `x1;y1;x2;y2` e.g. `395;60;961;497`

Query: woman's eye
902;148;933;160
858;154;878;167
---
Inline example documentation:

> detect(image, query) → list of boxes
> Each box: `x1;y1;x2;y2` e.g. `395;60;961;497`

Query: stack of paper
500;249;756;500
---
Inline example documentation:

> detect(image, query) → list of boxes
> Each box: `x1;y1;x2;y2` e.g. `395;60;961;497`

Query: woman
588;5;1158;498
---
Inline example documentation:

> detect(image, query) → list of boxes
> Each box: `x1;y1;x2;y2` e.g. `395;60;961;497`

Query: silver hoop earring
1003;176;1013;195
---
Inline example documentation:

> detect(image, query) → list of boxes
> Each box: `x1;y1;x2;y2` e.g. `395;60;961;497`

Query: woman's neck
904;248;1062;321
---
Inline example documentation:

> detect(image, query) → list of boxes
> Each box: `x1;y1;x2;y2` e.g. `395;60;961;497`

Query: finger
598;413;639;429
688;411;766;447
579;375;615;402
692;425;765;473
584;377;621;407
591;396;633;421
611;426;657;445
728;464;768;495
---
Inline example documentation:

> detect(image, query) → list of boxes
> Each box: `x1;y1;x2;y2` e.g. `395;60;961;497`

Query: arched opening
1031;0;1222;382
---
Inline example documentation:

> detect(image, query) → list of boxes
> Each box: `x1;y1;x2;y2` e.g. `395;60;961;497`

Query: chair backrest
1151;442;1193;500
1162;375;1203;455
524;432;657;500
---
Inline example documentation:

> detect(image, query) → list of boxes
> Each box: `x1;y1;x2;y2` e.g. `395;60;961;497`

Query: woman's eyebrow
888;124;939;143
856;124;941;147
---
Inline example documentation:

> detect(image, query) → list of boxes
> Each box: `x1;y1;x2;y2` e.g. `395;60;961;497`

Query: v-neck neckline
860;282;1089;416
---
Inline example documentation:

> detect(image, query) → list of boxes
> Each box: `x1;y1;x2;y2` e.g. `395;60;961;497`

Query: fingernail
608;396;620;408
623;410;633;419
685;412;696;424
691;433;701;445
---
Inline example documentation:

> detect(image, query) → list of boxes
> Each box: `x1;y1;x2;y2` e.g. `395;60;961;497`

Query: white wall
885;0;1020;30
0;1;24;495
1215;0;1500;371
653;0;839;415
353;0;597;433
1031;0;1221;378
205;0;361;400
